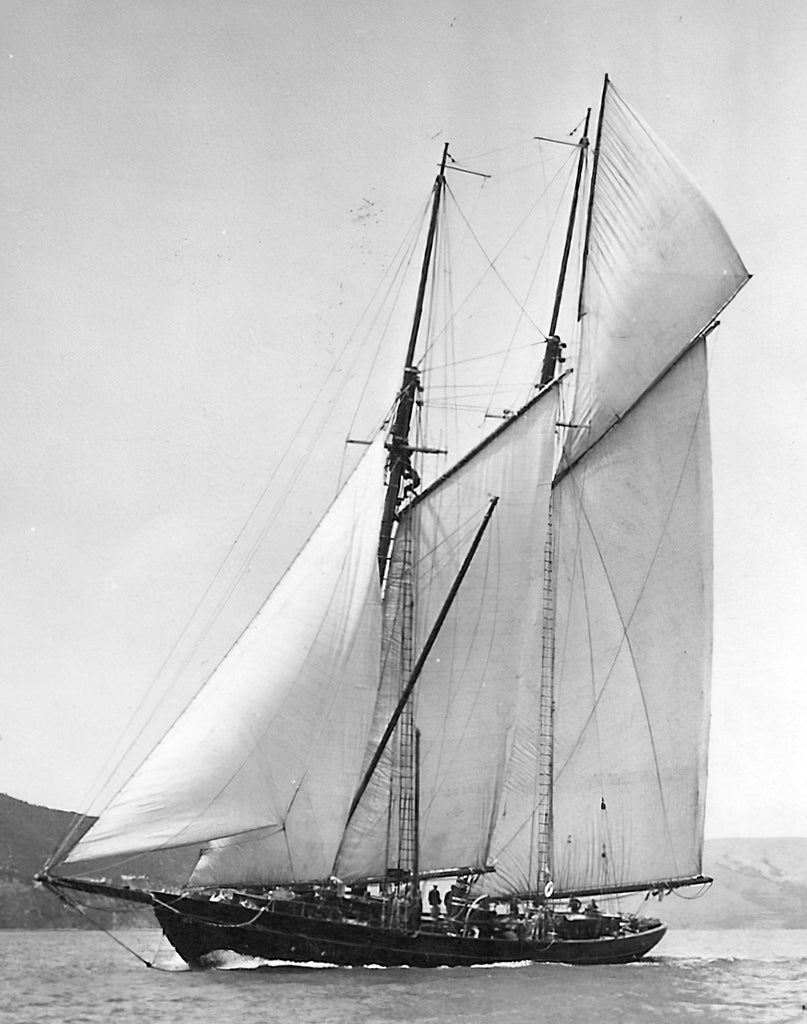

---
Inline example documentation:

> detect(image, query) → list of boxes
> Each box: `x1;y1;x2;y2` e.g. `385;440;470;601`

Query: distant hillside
650;838;807;930
4;792;807;929
0;793;195;928
0;793;95;927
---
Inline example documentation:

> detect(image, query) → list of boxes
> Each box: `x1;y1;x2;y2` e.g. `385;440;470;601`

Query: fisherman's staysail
337;388;559;882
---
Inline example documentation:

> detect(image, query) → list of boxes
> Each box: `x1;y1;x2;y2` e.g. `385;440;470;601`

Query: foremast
376;143;448;921
377;142;449;581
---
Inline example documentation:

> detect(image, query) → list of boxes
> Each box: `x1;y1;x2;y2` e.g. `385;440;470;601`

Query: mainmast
377;142;450;580
535;109;590;902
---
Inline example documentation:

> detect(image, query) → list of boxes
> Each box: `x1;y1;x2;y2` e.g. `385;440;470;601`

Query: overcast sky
1;0;805;840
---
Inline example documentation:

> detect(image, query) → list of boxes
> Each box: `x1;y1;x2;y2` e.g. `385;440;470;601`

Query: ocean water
1;929;805;1024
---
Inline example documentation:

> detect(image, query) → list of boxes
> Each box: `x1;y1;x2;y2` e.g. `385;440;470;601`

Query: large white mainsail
542;78;750;895
337;387;559;881
62;438;387;885
553;343;711;892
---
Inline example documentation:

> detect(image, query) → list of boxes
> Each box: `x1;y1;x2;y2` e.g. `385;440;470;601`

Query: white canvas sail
333;541;408;881
63;438;387;884
551;343;711;892
337;389;558;880
535;79;750;896
568;80;749;466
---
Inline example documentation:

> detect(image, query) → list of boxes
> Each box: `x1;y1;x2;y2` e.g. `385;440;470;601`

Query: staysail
62;438;387;886
337;387;559;881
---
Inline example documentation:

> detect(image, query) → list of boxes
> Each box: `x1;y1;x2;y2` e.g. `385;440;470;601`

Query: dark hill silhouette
1;793;196;928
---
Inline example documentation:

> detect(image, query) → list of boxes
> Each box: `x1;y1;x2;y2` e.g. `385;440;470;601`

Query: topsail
569;81;748;466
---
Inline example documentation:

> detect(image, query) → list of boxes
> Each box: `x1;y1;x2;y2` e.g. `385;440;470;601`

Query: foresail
569;79;749;466
63;438;387;884
552;343;711;892
337;389;558;881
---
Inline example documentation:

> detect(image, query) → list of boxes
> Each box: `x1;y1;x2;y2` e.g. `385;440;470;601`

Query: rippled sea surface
1;929;806;1024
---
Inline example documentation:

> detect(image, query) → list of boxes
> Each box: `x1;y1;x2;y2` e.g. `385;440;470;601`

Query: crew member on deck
428;885;442;918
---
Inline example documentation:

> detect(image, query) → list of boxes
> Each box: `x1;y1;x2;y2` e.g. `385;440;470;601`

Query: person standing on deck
428;885;442;919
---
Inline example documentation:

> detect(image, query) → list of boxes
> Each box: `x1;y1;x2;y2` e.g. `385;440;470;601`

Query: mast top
439;141;449;177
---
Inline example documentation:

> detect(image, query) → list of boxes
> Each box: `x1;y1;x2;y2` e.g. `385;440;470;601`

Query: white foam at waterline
469;960;534;969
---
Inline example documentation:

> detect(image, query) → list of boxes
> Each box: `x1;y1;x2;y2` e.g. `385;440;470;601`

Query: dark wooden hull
151;892;666;968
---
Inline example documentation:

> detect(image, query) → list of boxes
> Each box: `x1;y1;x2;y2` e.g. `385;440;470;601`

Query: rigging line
427;382;539;391
75;457;382;865
198;206;438;634
55;391;353;851
152;893;267;930
554;358;711;875
484;158;579;420
418;518;499;821
492;156;576;176
58;402;324;843
43;882;159;969
416;157;576;369
78;367;387;843
346;497;500;826
554;373;708;775
339;194;435;483
405;501;498;581
55;193;436;860
426;176;551;347
131;524;367;858
568;478;617;889
452;136;547;163
427;403;517;416
426;340;543;373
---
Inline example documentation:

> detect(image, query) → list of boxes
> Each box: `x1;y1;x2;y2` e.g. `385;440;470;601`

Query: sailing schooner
39;76;749;968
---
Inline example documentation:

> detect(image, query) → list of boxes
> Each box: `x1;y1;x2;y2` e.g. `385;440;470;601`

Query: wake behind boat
40;76;748;969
